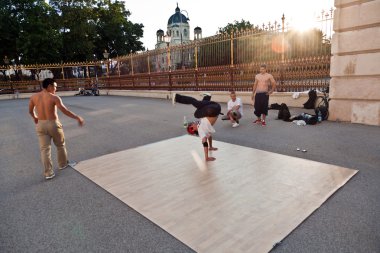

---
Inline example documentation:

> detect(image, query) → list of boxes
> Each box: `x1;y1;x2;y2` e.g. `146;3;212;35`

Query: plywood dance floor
75;135;357;253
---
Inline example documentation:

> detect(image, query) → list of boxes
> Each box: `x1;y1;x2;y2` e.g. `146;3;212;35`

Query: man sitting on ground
222;90;243;127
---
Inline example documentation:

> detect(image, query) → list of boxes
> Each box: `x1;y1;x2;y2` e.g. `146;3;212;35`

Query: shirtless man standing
252;64;277;126
29;78;84;180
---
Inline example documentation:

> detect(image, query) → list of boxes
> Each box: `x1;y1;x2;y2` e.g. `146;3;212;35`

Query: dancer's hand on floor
206;157;216;161
209;147;218;151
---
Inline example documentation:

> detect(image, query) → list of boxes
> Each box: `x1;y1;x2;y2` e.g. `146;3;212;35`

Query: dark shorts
194;103;221;118
254;93;269;117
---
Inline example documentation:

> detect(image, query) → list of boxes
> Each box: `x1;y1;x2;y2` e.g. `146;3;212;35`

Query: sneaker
200;92;211;97
172;93;176;106
232;122;239;128
59;161;77;170
45;173;55;180
253;119;261;124
261;120;266;126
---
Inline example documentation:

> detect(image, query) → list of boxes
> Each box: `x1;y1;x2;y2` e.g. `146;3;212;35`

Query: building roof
167;4;189;25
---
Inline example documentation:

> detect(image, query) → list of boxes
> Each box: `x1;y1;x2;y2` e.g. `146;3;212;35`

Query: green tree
0;0;20;63
0;0;61;65
50;0;98;62
17;1;62;64
50;0;144;62
94;0;145;59
218;19;259;35
1;0;145;65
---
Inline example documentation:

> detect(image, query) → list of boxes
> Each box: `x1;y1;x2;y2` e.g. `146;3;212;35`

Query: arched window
176;31;179;36
184;29;187;37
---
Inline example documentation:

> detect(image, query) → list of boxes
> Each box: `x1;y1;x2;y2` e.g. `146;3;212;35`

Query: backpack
315;105;329;120
291;113;318;125
269;103;282;110
278;103;291;122
303;89;317;109
301;113;318;125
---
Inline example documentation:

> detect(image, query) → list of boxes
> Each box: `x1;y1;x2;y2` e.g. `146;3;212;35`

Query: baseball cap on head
186;123;199;136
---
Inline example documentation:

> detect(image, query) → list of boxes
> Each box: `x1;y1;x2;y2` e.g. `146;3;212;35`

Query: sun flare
291;15;317;32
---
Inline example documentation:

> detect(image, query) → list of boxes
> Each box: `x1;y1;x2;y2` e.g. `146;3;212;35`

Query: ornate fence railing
0;15;332;94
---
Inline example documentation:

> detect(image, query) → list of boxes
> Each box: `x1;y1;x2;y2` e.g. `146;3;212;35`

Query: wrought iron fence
0;14;332;94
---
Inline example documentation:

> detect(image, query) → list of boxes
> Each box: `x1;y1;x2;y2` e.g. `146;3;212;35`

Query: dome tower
167;3;190;45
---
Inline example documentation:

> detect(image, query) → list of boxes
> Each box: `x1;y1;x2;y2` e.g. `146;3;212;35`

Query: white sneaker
232;122;239;128
45;173;55;180
59;161;77;170
172;93;176;106
200;92;211;97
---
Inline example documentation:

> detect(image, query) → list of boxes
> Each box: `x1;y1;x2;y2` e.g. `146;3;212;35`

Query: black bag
303;89;317;109
302;113;318;125
269;103;282;110
291;113;318;125
315;105;328;120
278;103;291;122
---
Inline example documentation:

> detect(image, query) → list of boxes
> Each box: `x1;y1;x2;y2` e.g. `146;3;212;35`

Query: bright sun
291;15;318;32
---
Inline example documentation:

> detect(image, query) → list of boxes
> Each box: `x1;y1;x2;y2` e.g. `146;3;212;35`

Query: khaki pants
227;110;242;122
36;120;68;177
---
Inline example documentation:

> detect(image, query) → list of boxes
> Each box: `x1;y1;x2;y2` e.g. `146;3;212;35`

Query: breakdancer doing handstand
172;93;222;162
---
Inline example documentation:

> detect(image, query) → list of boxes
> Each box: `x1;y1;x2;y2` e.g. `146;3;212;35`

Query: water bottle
183;116;187;128
318;111;322;123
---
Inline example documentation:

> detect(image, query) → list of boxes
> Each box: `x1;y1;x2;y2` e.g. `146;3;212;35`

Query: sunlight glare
191;150;207;172
292;14;317;32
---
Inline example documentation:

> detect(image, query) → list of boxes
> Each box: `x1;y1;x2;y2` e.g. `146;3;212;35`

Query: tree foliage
218;19;260;34
0;0;144;64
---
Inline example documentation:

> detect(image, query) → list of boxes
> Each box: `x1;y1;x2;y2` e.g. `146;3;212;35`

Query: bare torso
30;91;59;120
255;73;274;93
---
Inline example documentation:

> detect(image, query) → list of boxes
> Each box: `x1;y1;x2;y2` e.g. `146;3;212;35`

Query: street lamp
93;54;99;83
3;56;10;80
103;49;110;76
103;49;110;60
2;56;12;93
3;56;16;92
9;53;22;81
103;49;110;89
3;55;10;65
164;35;171;71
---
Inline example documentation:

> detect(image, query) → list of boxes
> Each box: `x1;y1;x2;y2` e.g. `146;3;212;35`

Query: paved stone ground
0;95;379;253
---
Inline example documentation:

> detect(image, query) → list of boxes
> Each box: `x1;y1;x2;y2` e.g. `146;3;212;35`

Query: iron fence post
280;14;285;91
169;72;172;91
131;53;135;89
230;32;235;90
147;51;151;89
230;66;234;90
195;69;199;91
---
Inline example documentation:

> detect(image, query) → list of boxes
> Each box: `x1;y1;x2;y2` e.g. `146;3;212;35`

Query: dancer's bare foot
206;157;216;161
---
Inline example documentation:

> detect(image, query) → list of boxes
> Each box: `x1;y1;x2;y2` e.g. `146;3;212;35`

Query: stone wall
101;90;312;108
0;89;318;110
330;0;380;125
0;91;77;100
